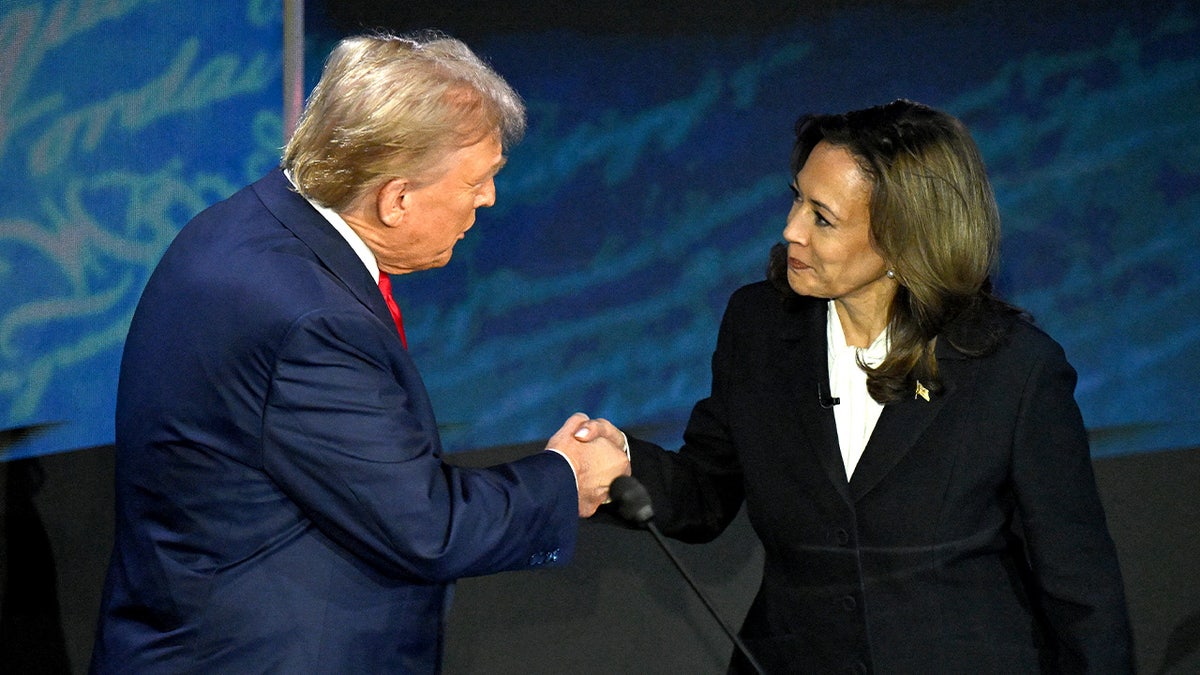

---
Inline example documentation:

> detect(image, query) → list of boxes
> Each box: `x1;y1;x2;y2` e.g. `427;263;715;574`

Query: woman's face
782;140;893;308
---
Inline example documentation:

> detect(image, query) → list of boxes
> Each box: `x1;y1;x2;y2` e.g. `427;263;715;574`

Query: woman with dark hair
579;100;1133;673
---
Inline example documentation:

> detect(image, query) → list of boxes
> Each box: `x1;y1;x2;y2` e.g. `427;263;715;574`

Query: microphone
818;381;840;408
608;476;766;675
608;474;654;525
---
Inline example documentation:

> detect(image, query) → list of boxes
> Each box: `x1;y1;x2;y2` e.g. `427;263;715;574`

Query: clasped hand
546;413;630;517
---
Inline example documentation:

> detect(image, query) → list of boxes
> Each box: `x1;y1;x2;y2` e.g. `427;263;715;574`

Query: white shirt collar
826;299;889;481
284;170;379;280
827;300;889;365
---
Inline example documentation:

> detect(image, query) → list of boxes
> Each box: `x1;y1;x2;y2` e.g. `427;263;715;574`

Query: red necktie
377;271;408;349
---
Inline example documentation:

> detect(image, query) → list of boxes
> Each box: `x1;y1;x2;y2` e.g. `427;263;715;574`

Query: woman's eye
815;212;831;227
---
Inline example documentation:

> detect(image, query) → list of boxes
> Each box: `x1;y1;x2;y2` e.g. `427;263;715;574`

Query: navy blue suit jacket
91;169;578;673
630;282;1133;673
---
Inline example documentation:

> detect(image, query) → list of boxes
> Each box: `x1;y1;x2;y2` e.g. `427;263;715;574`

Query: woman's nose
783;205;808;245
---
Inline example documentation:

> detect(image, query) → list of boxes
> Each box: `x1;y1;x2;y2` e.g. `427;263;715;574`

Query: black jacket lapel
780;299;852;503
848;340;975;502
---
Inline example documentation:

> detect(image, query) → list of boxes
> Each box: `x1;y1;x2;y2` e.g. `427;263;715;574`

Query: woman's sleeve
1009;336;1135;672
629;295;747;544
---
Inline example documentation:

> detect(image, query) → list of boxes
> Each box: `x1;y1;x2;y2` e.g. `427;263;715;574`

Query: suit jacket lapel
780;299;852;503
848;339;974;502
248;169;442;461
252;169;397;333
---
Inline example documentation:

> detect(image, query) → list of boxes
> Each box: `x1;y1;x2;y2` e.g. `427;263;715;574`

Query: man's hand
569;416;627;451
547;413;630;517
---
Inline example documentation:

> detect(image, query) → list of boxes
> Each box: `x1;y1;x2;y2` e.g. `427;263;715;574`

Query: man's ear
377;178;410;227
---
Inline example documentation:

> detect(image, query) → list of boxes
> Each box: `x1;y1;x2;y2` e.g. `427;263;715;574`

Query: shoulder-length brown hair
768;99;1020;403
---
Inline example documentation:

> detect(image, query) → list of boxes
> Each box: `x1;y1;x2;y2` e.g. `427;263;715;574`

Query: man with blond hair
91;32;628;673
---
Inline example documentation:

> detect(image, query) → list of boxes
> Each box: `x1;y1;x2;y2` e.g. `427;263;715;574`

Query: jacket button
841;595;857;611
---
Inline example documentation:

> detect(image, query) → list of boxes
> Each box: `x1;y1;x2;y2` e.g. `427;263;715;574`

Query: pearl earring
886;269;896;279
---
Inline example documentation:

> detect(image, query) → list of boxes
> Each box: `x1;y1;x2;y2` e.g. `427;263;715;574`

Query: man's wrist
544;448;579;490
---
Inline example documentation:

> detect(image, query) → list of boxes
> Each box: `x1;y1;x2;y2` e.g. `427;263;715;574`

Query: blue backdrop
2;0;1197;460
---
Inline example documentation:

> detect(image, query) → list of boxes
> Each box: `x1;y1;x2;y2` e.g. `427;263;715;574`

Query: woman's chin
786;273;817;298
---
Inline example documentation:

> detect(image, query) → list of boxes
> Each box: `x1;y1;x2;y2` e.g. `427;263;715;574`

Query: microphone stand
643;520;767;675
609;475;766;674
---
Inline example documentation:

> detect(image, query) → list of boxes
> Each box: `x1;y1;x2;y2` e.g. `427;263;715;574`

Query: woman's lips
788;257;811;271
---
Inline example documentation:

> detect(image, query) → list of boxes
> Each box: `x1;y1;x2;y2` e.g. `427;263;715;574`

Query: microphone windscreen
610;475;654;525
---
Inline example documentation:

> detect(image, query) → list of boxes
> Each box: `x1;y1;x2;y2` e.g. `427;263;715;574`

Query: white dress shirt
826;300;889;480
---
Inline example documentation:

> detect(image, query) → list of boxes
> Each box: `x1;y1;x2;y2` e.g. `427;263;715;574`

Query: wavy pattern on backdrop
1;0;1196;460
0;1;281;458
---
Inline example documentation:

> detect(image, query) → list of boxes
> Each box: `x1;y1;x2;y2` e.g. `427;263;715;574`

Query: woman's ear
377;178;409;227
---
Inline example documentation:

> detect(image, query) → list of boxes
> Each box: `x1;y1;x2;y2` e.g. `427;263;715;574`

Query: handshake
546;412;631;517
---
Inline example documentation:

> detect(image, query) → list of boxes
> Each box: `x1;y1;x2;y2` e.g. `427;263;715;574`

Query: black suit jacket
630;281;1132;673
91;169;578;673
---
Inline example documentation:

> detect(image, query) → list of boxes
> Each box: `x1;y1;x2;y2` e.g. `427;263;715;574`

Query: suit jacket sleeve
629;290;747;543
261;306;578;582
1008;337;1134;671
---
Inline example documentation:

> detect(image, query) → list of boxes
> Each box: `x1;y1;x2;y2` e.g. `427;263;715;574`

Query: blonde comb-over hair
283;31;526;212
